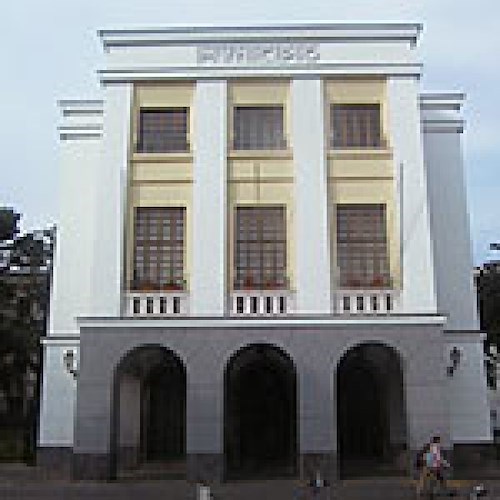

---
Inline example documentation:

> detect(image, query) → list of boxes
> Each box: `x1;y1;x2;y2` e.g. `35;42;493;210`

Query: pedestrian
415;441;431;497
425;435;450;491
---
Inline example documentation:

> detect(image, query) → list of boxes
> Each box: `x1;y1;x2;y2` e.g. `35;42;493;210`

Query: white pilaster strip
387;77;437;314
291;78;332;314
191;80;227;316
90;84;132;316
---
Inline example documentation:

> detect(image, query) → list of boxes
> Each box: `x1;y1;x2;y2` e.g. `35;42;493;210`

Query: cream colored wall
227;81;295;290
133;84;195;149
126;84;194;289
228;80;291;148
326;78;400;287
228;158;295;289
326;78;389;144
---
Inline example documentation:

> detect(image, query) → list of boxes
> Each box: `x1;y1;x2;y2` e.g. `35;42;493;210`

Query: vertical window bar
331;104;381;149
173;296;181;314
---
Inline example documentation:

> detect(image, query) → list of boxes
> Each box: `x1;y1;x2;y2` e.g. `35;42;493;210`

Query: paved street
1;464;500;499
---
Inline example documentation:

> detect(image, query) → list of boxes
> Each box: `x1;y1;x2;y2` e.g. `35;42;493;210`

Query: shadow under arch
110;344;186;479
224;343;298;479
335;341;407;478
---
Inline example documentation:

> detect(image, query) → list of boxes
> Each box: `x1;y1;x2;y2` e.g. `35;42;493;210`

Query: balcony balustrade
230;290;294;316
124;289;398;317
125;291;189;317
334;289;398;315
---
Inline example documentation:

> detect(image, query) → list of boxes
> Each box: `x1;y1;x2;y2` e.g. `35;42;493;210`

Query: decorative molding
327;149;393;160
41;336;80;346
77;314;447;330
58;125;103;140
419;92;465;111
444;330;486;343
98;63;423;83
131;152;193;163
422;119;465;134
98;22;423;49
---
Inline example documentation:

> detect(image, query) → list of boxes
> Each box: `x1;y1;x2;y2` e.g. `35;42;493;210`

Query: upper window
137;108;189;153
330;104;382;149
233;106;287;150
336;204;390;289
234;206;287;289
132;207;185;290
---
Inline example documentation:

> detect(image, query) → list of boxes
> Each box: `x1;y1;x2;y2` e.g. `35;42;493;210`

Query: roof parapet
58;100;103;141
98;22;423;49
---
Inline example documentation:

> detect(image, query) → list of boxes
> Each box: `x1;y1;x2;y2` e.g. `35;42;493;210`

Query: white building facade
38;23;491;481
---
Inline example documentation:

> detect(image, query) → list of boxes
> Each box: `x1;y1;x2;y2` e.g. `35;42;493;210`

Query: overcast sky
2;0;499;264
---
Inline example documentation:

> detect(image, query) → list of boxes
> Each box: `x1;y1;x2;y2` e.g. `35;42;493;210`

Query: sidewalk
0;464;499;499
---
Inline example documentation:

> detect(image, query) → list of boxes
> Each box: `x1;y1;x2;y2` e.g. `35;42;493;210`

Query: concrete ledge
72;453;111;480
452;443;500;477
300;452;337;482
187;453;223;484
37;447;72;479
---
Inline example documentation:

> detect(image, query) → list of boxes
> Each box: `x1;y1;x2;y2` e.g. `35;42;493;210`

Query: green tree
0;207;54;460
476;253;500;390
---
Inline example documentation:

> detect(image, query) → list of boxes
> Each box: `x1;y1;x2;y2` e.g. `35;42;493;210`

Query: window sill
132;152;193;163
228;149;293;160
328;148;392;160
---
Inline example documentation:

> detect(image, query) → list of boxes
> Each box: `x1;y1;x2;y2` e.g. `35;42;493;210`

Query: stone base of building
452;443;500;477
37;447;73;479
186;453;224;483
299;452;337;482
116;446;140;470
72;453;111;480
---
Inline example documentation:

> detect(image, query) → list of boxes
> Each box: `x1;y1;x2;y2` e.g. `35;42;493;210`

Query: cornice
58;125;103;141
419;92;465;111
98;62;423;83
98;22;422;49
58;99;103;141
422;119;465;134
78;314;447;330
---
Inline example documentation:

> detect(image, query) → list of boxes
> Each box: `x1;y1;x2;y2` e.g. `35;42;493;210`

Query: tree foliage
476;260;500;389
0;207;54;421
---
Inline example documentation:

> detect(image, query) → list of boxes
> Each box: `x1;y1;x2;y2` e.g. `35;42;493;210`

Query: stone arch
110;344;187;478
335;341;407;477
224;342;298;479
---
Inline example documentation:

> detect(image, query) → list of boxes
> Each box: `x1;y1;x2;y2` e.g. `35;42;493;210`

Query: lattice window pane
138;108;189;153
233;106;287;150
234;206;287;288
330;104;382;148
336;204;390;288
133;207;185;290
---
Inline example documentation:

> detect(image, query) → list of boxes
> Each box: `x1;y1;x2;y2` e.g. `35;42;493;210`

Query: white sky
2;0;499;263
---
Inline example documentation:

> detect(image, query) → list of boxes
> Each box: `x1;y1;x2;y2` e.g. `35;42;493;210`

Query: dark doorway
143;361;185;461
112;345;186;479
225;344;297;479
336;343;406;477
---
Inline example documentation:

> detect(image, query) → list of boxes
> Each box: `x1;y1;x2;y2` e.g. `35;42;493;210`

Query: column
387;77;438;314
191;80;227;316
291;78;332;314
186;349;224;483
90;84;132;317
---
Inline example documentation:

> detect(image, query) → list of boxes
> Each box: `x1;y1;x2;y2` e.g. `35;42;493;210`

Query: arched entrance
336;343;406;477
112;345;186;478
224;344;297;479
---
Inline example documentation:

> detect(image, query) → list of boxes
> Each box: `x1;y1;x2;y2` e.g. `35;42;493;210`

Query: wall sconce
63;349;78;378
447;346;462;377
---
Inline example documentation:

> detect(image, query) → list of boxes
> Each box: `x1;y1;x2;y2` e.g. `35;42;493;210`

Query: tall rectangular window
336;204;390;288
233;106;286;150
234;206;287;289
331;104;382;148
133;207;185;290
137;108;189;153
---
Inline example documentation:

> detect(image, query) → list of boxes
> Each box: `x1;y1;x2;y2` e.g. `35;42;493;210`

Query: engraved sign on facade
197;43;320;65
